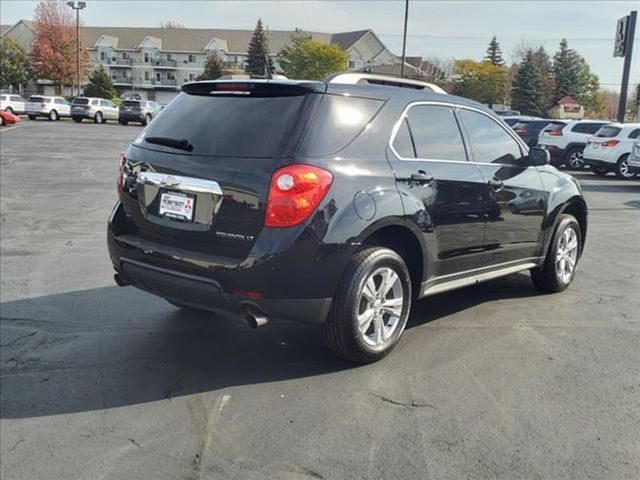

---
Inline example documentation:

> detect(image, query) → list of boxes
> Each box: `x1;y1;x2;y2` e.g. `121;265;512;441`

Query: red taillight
117;152;126;197
601;139;620;147
515;128;528;135
549;130;563;136
265;165;333;228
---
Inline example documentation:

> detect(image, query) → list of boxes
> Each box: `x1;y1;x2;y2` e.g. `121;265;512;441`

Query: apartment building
2;20;400;103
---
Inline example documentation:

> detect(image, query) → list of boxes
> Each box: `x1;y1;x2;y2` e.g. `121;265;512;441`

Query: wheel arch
557;198;587;254
357;223;425;297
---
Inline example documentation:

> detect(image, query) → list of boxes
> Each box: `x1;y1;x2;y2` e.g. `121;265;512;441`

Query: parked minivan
26;96;71;121
108;77;587;363
71;97;119;123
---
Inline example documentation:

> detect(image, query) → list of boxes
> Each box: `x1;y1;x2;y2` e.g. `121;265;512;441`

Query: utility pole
66;1;86;97
400;0;409;78
614;10;637;123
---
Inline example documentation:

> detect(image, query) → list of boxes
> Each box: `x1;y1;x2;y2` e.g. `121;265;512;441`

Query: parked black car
108;78;588;363
512;119;567;147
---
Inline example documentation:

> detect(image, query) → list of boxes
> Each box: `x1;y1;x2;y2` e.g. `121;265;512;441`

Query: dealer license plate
159;191;195;221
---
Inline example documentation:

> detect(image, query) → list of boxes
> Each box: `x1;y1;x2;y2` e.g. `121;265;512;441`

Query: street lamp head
66;1;87;9
78;2;87;8
66;1;75;7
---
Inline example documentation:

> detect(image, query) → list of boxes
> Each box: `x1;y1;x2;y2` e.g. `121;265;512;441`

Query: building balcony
134;59;177;68
111;78;133;86
103;57;133;67
155;79;178;88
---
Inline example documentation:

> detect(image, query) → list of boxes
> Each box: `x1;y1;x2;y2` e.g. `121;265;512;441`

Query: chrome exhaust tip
113;273;128;287
244;308;269;328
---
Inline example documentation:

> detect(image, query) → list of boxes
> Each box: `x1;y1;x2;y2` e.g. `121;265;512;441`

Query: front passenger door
458;108;547;267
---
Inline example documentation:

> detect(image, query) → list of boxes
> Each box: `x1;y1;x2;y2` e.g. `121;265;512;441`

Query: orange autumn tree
31;0;90;91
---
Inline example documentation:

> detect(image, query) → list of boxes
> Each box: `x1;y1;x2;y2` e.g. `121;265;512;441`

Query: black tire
142;114;151;126
590;165;610;176
118;119;128;125
72;117;83;123
28;114;36;120
48;110;59;121
322;247;412;363
5;107;14;115
564;147;585;170
94;111;103;124
531;214;582;293
614;154;635;179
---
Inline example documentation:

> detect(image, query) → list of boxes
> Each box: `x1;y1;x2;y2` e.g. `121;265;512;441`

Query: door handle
488;178;504;191
410;171;434;185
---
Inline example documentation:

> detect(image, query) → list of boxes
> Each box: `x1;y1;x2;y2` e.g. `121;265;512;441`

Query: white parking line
0;125;21;133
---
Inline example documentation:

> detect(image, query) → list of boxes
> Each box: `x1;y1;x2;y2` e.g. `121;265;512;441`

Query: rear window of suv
595;126;621;138
72;98;89;105
29;96;46;102
543;122;566;133
140;92;309;158
122;100;141;107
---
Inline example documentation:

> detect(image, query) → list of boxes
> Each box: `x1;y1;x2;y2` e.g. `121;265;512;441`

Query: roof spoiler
324;72;447;94
182;80;326;97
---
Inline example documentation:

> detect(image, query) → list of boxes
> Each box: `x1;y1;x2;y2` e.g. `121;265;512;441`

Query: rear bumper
107;202;347;324
71;110;91;119
119;112;144;122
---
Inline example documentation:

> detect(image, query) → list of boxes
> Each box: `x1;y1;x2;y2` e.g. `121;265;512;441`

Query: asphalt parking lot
1;119;639;480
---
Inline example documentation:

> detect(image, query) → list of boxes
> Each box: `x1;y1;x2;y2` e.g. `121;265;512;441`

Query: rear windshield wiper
145;136;193;152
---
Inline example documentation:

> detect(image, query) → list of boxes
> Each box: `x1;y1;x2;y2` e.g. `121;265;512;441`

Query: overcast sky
2;0;638;92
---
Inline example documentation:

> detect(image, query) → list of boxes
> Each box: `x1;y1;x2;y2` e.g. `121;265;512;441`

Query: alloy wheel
555;227;579;285
567;151;584;169
357;267;404;348
618;159;634;178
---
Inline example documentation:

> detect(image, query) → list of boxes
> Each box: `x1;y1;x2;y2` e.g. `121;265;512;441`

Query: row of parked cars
503;116;640;179
0;94;162;126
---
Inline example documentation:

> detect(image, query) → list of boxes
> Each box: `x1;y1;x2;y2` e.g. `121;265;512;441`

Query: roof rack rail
325;73;447;94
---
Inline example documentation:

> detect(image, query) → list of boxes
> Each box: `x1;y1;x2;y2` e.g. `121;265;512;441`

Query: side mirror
528;147;550;166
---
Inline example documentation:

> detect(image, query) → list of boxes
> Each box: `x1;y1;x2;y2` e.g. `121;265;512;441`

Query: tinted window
503;118;520;126
29;96;44;102
459;109;523;164
55;98;67;105
100;100;110;106
0;96;6;101
405;105;466;160
572;123;605;134
122;100;140;107
628;129;640;139
392;118;415;158
301;94;384;156
140;92;308;158
512;122;530;130
10;96;22;102
73;98;89;105
595;126;621;138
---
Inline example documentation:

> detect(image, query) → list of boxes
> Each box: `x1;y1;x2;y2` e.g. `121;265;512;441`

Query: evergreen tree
552;39;584;102
531;46;554;111
197;51;225;80
245;18;274;77
511;51;546;116
84;65;116;99
0;37;33;91
485;36;504;66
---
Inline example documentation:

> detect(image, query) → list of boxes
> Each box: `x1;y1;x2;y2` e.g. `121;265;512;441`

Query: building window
122;52;130;60
348;60;355;69
145;71;150;81
189;73;195;81
144;52;150;63
188;54;196;63
100;51;106;61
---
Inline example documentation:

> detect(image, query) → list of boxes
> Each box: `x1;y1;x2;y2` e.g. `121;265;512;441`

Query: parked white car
627;138;640;176
584;123;640;178
70;97;119;123
26;96;71;121
0;94;27;114
538;119;610;170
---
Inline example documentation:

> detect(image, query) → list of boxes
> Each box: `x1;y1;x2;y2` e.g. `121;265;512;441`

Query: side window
585;123;603;134
10;96;21;102
404;105;467;161
100;100;109;106
628;129;640;139
459;109;523;165
392;118;416;158
55;98;66;105
92;99;99;106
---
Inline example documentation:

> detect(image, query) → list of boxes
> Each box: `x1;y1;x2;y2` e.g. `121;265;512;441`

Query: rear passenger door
457;108;547;267
389;103;488;281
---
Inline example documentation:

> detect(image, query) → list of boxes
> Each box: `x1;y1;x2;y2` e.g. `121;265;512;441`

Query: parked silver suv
71;97;119;123
0;94;27;114
118;100;161;126
26;96;71;121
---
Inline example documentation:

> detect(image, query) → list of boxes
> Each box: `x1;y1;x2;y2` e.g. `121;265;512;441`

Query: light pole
400;0;409;78
66;1;86;97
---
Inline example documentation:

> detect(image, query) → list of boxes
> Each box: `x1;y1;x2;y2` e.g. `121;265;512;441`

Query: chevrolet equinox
108;76;587;363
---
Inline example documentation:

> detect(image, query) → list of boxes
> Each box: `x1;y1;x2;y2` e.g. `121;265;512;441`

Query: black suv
108;78;587;363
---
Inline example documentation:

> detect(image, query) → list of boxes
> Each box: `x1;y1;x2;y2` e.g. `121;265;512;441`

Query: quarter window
629;129;640;139
392;118;416;158
404;105;467;161
459;109;523;164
